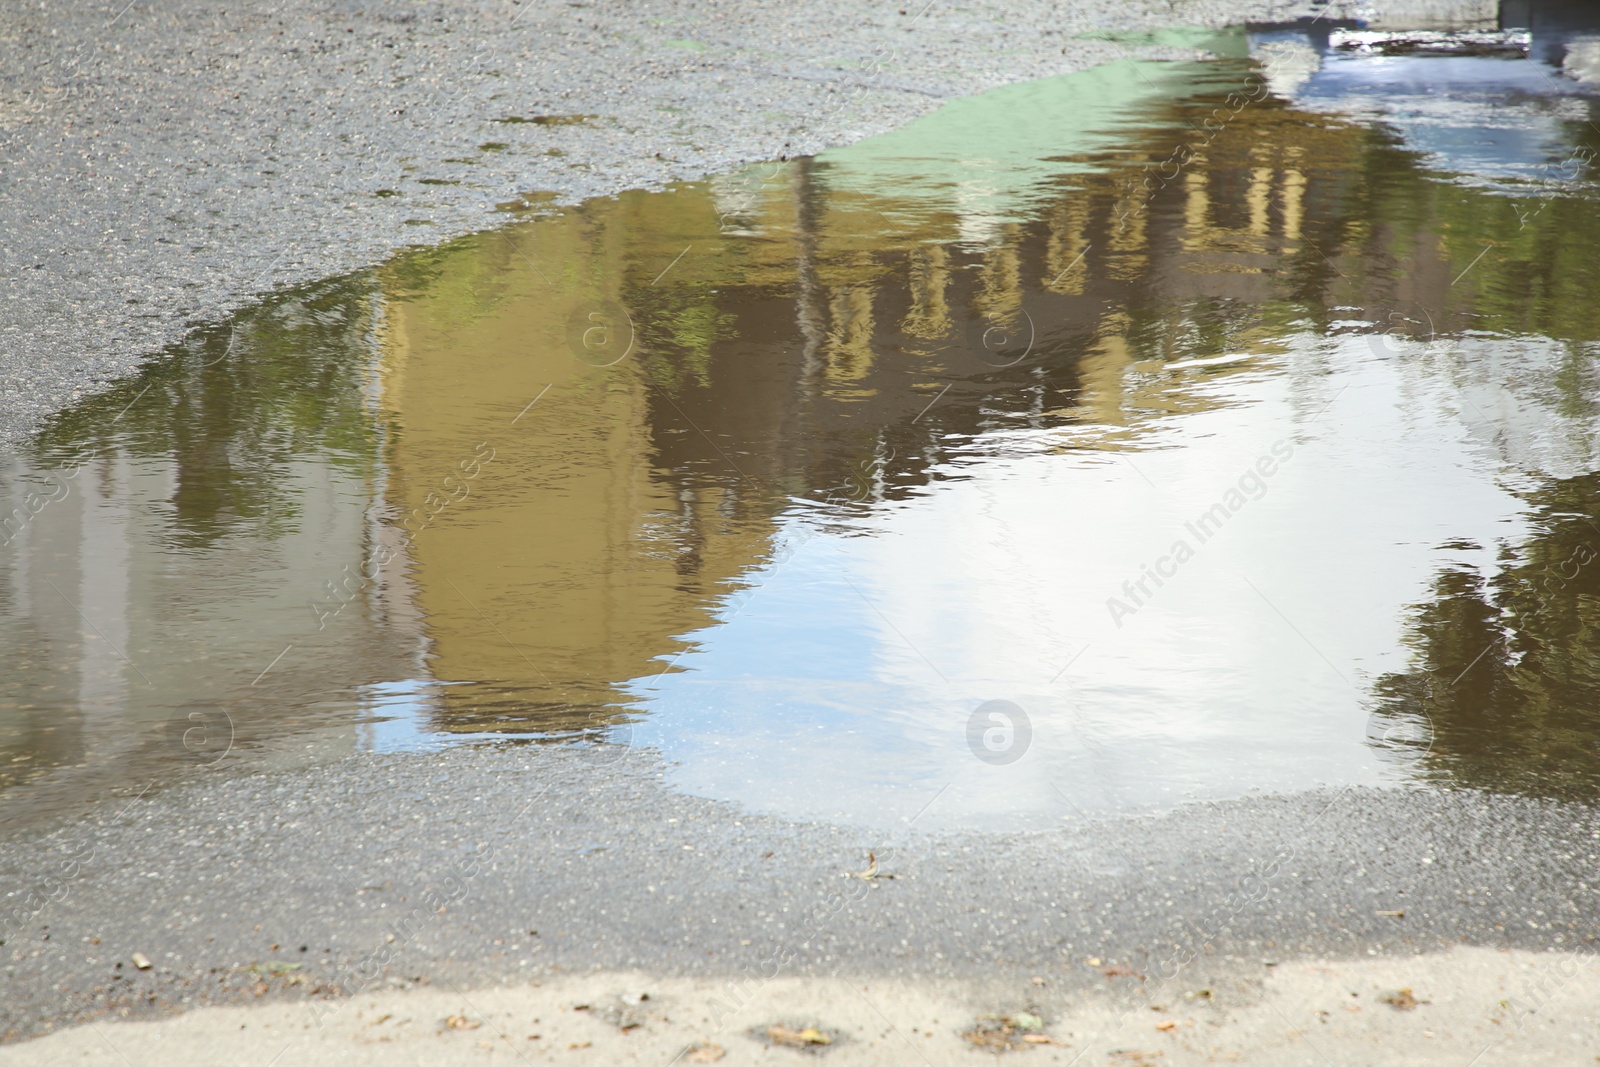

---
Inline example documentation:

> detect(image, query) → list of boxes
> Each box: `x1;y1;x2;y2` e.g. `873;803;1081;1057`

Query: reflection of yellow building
365;90;1475;736
375;208;780;733
974;224;1024;330
902;244;953;338
1044;197;1090;296
824;285;877;386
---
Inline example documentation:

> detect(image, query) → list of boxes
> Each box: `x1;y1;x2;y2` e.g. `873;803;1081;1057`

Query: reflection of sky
1249;37;1596;190
626;334;1553;832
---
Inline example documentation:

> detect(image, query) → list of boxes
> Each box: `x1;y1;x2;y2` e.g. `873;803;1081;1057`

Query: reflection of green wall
814;51;1248;228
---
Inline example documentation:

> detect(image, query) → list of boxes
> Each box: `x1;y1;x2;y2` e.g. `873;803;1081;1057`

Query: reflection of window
902;245;952;339
974;227;1023;331
1044;197;1090;296
824;288;876;382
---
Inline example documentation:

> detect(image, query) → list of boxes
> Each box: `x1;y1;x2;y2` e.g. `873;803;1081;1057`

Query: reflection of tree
626;281;737;396
1370;474;1600;798
32;274;380;547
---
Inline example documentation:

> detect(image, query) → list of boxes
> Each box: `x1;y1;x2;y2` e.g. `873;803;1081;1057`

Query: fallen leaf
1101;963;1145;980
444;1014;482;1030
249;961;302;977
1375;909;1405;918
767;1024;833;1048
1379;988;1425;1011
131;952;152;970
567;1041;591;1050
1109;1052;1164;1063
962;1013;1058;1051
684;1043;726;1063
1155;1020;1177;1031
847;852;896;884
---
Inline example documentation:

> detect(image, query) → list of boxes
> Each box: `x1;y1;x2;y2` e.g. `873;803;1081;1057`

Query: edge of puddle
0;740;1595;1043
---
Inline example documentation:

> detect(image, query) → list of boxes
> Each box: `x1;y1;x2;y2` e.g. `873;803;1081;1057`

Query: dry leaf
684;1043;726;1063
1110;1052;1164;1063
444;1014;481;1030
1380;988;1424;1011
847;852;895;884
962;1013;1054;1051
1155;1020;1177;1031
1375;909;1405;918
767;1024;832;1047
131;952;152;970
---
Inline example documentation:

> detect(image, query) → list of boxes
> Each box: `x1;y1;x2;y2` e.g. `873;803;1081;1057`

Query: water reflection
0;279;420;820
3;35;1600;829
1370;473;1600;798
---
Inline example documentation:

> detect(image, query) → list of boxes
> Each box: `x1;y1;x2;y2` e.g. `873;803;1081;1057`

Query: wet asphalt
1;742;1596;1041
0;0;1323;447
7;0;1595;1045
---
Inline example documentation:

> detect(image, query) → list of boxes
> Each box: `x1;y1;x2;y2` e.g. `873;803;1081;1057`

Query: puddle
4;19;1600;832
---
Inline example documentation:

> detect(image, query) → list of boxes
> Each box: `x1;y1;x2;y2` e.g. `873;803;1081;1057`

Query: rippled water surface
5;24;1600;830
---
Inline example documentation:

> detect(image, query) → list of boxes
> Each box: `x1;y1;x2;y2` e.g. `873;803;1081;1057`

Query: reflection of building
0;295;418;826
364;58;1600;740
8;41;1600;812
372;213;783;732
1250;1;1600;189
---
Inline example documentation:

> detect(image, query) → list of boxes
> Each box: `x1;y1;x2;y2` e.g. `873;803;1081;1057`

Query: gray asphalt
0;0;1322;448
1;742;1595;1042
8;0;1590;1046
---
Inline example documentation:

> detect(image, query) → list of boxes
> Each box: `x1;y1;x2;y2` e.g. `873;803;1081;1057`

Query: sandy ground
3;947;1597;1066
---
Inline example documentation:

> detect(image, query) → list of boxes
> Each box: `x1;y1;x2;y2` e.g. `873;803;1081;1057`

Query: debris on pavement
961;1011;1062;1051
764;1023;835;1049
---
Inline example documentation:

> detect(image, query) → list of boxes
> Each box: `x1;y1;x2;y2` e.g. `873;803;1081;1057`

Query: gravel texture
0;743;1595;1042
7;0;1585;1048
0;0;1343;447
